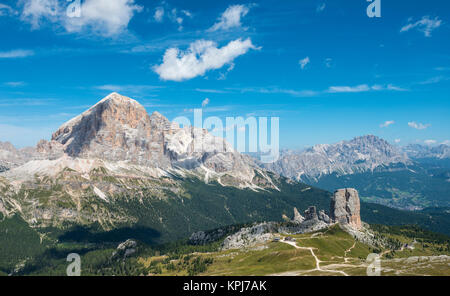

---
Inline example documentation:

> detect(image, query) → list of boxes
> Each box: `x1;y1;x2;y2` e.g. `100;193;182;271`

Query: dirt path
344;242;356;263
280;240;349;276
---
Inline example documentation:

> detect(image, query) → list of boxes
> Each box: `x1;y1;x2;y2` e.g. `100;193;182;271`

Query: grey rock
292;207;304;223
318;210;330;223
330;188;362;230
304;206;318;221
112;239;138;259
260;135;410;182
403;144;450;159
221;223;277;250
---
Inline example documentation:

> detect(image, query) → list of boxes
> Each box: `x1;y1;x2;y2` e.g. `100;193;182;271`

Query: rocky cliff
330;188;362;230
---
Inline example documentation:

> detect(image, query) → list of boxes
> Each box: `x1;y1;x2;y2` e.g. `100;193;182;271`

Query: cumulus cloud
19;0;142;36
424;139;437;145
208;4;251;32
0;49;34;58
153;38;258;81
394;139;401;143
64;0;142;36
20;0;59;29
154;6;192;31
299;57;310;70
408;121;431;130
400;16;442;37
201;98;210;108
380;120;395;128
154;7;164;22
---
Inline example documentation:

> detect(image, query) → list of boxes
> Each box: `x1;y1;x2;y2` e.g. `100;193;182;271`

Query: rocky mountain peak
50;92;157;163
262;135;410;181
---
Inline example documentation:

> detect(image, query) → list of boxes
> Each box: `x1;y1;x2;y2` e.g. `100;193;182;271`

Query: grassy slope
137;225;449;276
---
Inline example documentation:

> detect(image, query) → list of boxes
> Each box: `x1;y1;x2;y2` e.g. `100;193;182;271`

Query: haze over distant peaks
262;135;411;181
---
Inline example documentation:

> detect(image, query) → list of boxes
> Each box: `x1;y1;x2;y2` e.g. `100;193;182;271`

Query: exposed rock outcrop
330;188;362;230
318;210;331;224
221;223;278;250
292;207;304;223
112;239;138;260
280;206;331;234
304;206;318;221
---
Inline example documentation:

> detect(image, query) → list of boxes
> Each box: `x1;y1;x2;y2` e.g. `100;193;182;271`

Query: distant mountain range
260;135;450;210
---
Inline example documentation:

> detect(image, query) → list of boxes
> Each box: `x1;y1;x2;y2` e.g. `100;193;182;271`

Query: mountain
1;93;450;276
0;141;37;171
260;136;450;210
262;135;410;181
403;144;450;160
0;93;326;243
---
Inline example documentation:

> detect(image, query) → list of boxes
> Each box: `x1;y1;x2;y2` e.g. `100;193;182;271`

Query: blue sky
0;0;449;149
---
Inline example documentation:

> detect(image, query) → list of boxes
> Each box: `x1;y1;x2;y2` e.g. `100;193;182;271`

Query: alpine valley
0;93;449;276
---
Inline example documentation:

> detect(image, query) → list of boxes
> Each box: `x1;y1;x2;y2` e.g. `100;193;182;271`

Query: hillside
7;222;448;276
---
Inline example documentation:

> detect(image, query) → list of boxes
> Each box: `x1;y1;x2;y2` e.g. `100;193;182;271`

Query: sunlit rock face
331;188;362;230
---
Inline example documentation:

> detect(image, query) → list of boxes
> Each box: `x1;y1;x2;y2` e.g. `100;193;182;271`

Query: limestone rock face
318;210;330;224
0;141;37;169
304;206;318;221
293;207;305;223
52;93;168;166
330;188;362;230
46;92;263;185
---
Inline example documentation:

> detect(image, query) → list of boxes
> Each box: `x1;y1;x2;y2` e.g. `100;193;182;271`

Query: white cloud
328;84;406;93
0;49;34;58
151;4;191;31
380;120;395;128
424;139;437;145
153;38;258;81
328;84;370;93
182;10;192;18
208;4;251;32
20;0;142;36
316;3;326;13
299;56;310;70
3;81;26;87
400;16;442;37
154;7;164;22
195;88;229;94
228;87;318;97
20;0;59;29
324;58;333;68
408;121;431;130
0;3;16;16
442;140;450;145
419;76;449;85
95;84;163;94
394;139;401;143
64;0;142;36
201;98;210;108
